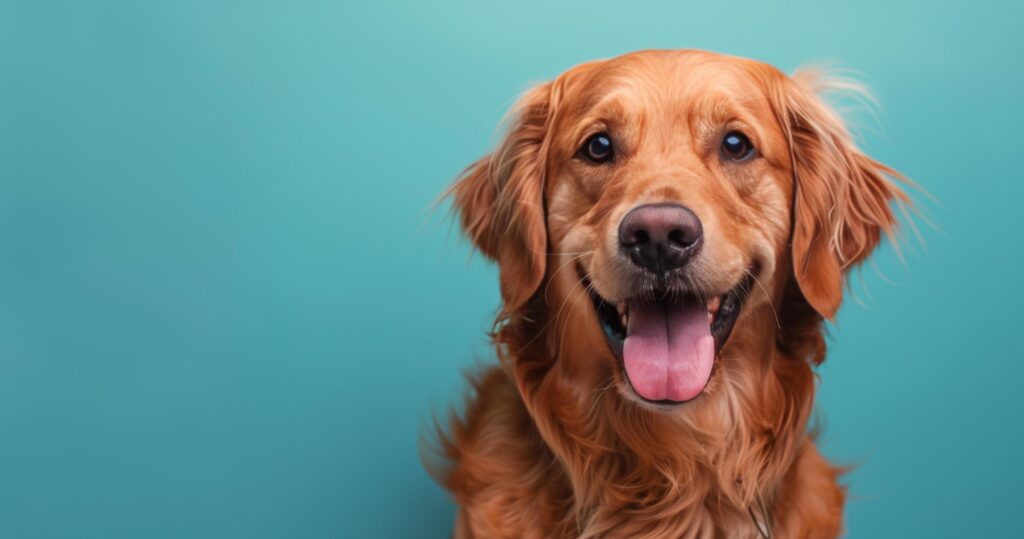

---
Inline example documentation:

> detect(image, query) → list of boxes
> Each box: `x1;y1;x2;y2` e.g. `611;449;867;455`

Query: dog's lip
579;267;754;405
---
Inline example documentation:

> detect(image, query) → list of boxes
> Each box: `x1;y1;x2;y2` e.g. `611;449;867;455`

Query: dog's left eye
721;131;755;161
580;133;614;163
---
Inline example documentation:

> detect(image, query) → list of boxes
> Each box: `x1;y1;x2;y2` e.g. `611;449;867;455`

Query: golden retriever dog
430;49;907;538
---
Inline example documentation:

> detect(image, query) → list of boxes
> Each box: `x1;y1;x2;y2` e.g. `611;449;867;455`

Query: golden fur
428;50;906;538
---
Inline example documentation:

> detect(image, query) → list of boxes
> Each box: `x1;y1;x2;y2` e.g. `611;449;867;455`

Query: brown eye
721;131;755;161
581;133;614;163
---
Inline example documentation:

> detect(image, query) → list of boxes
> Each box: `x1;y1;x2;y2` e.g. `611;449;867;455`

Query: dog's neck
501;302;817;533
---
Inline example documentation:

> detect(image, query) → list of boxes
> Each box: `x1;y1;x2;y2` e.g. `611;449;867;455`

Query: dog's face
453;50;903;409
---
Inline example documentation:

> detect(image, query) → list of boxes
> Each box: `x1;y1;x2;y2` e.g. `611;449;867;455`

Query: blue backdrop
2;1;1021;537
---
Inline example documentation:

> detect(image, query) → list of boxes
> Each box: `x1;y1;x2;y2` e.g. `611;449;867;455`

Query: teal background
2;1;1021;537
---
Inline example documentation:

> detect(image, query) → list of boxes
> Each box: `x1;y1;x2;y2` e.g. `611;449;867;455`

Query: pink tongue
623;300;715;402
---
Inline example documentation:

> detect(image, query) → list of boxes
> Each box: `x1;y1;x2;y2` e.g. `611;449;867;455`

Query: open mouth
582;270;754;405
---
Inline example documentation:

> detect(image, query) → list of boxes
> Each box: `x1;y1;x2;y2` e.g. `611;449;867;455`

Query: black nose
618;203;703;275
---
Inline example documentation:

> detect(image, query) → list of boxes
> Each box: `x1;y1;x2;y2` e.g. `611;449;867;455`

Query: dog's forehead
563;51;768;120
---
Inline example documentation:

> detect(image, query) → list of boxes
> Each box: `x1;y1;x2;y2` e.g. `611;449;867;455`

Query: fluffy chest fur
433;303;845;538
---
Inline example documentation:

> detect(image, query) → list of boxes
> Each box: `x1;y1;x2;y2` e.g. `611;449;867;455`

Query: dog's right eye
580;133;614;163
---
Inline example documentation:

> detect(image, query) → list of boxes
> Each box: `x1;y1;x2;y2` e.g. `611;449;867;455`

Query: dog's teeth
616;302;628;328
707;296;722;315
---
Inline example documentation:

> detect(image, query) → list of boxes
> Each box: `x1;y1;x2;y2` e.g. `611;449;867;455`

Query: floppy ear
450;83;556;315
772;70;908;320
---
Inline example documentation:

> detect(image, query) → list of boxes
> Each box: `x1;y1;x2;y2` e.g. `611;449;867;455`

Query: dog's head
452;50;905;408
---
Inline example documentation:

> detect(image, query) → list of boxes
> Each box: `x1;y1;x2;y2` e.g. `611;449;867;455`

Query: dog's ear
450;83;556;315
770;70;908;320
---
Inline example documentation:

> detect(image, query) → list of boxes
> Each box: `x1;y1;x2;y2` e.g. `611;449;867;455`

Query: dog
430;49;907;538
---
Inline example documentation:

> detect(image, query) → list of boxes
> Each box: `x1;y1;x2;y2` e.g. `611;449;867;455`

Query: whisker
544;251;594;306
520;270;585;352
745;269;782;330
554;275;594;361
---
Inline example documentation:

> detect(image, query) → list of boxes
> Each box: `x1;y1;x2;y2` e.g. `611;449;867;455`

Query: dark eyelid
576;124;610;150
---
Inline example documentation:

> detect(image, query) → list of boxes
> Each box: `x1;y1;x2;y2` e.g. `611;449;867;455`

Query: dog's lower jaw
442;317;845;538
